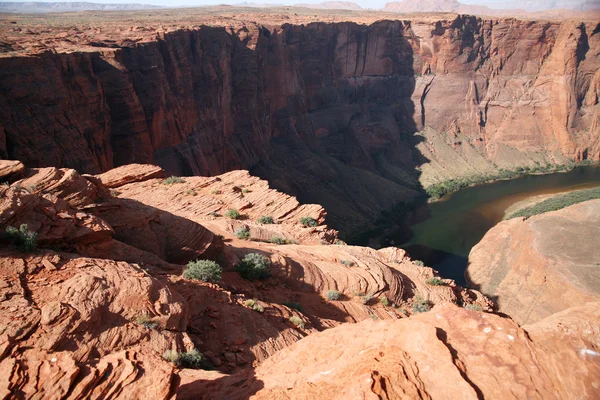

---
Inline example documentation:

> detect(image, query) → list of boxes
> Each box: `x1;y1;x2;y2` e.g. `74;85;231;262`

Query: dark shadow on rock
174;369;263;400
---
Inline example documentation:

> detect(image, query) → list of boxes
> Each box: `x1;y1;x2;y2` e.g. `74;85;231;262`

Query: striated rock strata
466;199;600;325
1;14;599;235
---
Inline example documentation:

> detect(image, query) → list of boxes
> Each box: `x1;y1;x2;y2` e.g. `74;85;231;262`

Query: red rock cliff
1;16;599;234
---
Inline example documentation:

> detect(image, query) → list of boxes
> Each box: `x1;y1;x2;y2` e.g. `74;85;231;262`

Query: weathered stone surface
0;160;24;181
176;302;600;399
467;200;600;324
1;15;598;235
96;163;166;188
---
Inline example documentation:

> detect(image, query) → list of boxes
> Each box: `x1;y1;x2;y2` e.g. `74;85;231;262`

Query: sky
0;0;518;8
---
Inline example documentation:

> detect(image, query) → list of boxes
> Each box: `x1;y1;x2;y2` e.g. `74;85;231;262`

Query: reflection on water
399;165;600;286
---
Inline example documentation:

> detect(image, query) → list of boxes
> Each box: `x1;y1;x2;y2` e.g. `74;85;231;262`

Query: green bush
269;236;286;245
283;301;303;312
425;277;445;286
235;253;271;280
257;215;274;224
185;189;197;196
361;293;374;305
225;209;240;219
183;260;222;283
210;189;222;195
413;260;425;267
235;227;251;240
209;211;220;217
412;297;431;314
506;187;600;219
242;188;250;193
334;240;347;245
179;349;210;369
269;236;298;245
299;216;318;227
465;304;483;311
162;176;185;185
289;316;305;329
326;290;341;301
379;296;390;306
5;224;38;252
340;259;355;267
136;314;158;330
244;299;264;313
162;349;210;369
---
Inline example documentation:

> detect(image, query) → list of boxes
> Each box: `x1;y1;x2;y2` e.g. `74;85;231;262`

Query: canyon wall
1;16;599;234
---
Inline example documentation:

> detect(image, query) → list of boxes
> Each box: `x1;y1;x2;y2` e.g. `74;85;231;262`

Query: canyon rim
1;2;600;399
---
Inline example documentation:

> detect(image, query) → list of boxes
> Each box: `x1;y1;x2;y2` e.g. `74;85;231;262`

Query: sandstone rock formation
1;12;598;235
176;302;600;399
467;199;600;325
383;0;492;14
1;161;494;397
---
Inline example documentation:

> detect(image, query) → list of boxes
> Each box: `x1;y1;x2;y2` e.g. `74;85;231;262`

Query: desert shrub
136;314;158;330
379;296;390;306
235;253;271;280
234;227;251;240
244;299;264;313
209;211;220;217
289;316;305;329
185;189;197;196
413;260;425;267
183;260;222;283
334;240;347;245
162;176;185;185
412;297;431;314
326;290;341;301
283;301;303;312
225;209;240;219
242;188;250;193
178;349;210;369
5;224;38;252
210;189;222;195
162;350;179;363
299;216;318;227
340;259;355;267
257;215;274;224
425;277;445;286
269;236;286;245
465;304;483;312
506;186;600;219
361;293;374;305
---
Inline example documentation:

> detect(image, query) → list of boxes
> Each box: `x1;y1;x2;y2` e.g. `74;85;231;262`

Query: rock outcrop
466;200;600;325
1;13;598;235
0;161;491;396
176;302;600;399
1;161;599;398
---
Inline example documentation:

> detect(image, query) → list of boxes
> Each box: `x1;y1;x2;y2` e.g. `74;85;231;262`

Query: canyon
1;8;599;236
1;6;600;398
1;159;599;399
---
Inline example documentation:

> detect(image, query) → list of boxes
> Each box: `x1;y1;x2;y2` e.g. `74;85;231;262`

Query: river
400;165;600;285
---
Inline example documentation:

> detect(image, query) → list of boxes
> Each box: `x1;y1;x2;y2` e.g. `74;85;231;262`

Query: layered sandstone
0;161;491;395
1;11;598;235
2;160;600;398
466;199;600;325
176;302;600;399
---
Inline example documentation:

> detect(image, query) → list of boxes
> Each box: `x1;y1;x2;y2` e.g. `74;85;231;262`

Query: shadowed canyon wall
1;17;599;235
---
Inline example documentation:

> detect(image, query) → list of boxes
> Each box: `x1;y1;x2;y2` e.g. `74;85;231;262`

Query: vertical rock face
1;17;599;234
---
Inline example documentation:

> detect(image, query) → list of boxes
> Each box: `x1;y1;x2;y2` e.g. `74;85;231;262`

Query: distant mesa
382;0;600;13
382;0;493;14
0;1;163;13
294;1;363;10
